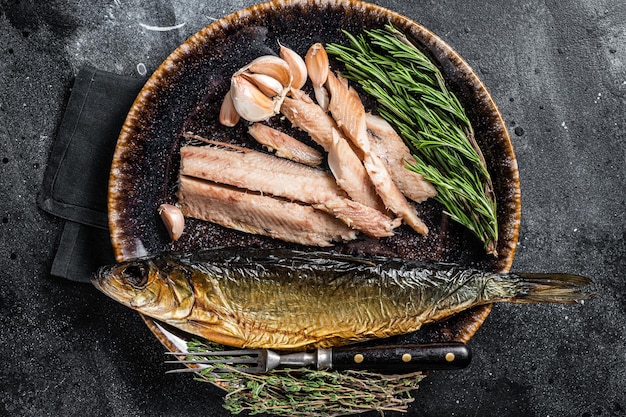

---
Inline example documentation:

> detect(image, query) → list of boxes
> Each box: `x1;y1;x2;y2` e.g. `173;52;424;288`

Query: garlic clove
230;74;276;122
314;85;329;111
244;55;292;88
158;204;185;241
219;90;240;127
305;43;329;88
242;72;285;98
279;42;307;90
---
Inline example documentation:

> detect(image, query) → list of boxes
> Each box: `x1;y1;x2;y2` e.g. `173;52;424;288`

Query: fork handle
329;342;471;373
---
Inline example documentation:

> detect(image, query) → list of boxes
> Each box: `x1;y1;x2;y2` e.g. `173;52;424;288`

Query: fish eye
123;264;148;288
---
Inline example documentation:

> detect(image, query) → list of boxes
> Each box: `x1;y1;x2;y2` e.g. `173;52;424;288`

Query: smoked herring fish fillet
326;71;371;154
180;144;346;204
363;152;428;235
281;95;339;151
177;175;357;247
366;114;437;203
314;198;401;237
325;71;428;235
281;95;384;211
327;129;385;211
247;123;323;167
180;144;397;237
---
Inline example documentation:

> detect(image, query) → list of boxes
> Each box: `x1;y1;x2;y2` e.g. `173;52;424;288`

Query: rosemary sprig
185;339;425;416
326;25;498;255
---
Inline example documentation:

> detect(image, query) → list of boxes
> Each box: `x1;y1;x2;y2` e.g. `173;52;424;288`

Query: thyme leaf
185;339;425;416
327;24;498;255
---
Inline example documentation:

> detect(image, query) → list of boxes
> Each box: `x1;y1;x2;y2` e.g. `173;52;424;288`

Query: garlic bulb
224;55;293;123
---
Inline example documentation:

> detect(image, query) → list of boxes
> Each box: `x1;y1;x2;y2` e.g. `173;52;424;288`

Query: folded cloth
38;66;145;282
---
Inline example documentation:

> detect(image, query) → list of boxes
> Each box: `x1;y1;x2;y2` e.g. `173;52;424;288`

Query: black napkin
38;66;145;282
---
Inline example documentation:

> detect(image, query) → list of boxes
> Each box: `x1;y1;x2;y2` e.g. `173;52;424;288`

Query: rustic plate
108;0;520;362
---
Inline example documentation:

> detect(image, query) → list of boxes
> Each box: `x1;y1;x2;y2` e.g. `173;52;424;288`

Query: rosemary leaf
327;24;498;254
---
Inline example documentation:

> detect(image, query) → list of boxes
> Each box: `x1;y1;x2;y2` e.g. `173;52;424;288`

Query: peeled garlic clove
305;43;329;88
230;74;276;122
279;42;307;90
243;73;284;98
314;85;329;111
244;55;292;88
219;90;240;127
158;204;184;241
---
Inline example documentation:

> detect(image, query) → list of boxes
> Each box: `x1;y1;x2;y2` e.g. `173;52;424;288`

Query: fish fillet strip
363;153;429;235
365;114;437;202
281;95;384;211
326;129;385;212
326;71;371;154
180;144;398;237
177;175;357;246
314;198;401;236
247;123;323;167
326;71;429;235
180;144;345;204
281;96;340;152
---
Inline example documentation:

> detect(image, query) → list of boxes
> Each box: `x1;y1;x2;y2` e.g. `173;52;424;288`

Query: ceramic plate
108;0;521;358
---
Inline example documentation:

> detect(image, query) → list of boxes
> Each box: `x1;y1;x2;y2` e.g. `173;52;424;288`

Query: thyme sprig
326;25;498;255
185;339;425;416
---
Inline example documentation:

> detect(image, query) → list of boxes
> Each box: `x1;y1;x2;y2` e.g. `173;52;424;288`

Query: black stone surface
1;1;625;416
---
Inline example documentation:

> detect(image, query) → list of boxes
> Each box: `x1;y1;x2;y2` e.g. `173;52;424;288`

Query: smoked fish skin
92;248;593;350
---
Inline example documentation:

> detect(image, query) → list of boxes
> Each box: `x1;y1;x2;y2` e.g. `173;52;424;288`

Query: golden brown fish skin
177;176;357;247
92;248;593;351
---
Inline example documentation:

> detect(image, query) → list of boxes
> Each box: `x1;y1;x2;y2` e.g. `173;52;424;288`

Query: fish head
92;256;195;320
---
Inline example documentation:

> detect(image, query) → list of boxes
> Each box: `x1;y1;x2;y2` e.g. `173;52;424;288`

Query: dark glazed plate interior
109;0;521;357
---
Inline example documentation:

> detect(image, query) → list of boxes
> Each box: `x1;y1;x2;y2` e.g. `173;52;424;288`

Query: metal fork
165;348;326;374
165;342;471;375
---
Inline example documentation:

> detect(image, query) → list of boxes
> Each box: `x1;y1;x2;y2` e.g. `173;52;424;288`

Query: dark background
1;0;625;416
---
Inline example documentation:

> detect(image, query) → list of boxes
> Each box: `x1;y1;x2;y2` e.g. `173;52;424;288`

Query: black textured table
1;1;625;416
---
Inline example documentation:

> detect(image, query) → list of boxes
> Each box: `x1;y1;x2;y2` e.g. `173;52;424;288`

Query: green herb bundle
327;25;498;255
185;340;425;416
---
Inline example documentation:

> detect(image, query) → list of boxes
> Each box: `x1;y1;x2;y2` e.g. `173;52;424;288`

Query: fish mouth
90;267;105;290
90;265;118;295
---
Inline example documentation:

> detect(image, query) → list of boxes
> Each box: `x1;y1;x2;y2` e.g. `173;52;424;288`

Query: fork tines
164;350;260;374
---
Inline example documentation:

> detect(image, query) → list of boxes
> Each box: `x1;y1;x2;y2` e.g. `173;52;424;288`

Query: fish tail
509;273;595;304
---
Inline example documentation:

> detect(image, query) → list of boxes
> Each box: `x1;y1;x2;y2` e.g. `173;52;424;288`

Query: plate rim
108;0;521;357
